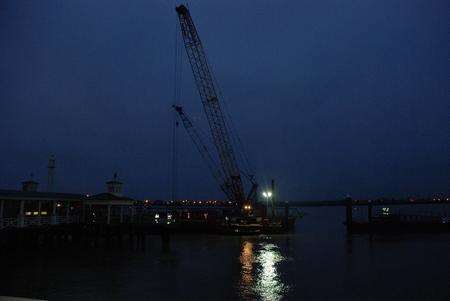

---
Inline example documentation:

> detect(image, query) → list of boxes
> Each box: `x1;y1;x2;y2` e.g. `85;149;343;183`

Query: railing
0;213;142;229
0;218;18;229
55;216;67;224
55;215;80;225
24;216;51;227
0;215;83;230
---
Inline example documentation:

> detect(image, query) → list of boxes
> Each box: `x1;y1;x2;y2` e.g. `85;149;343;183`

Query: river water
1;206;449;300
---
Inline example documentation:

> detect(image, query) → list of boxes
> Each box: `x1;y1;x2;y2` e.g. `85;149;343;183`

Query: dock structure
0;171;242;232
292;197;450;234
0;193;293;249
0;173;142;250
0;178;136;230
0;194;236;232
291;197;450;207
0;174;270;249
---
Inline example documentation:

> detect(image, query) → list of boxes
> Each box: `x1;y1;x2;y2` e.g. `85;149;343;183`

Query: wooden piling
284;201;289;225
345;197;353;232
368;202;373;224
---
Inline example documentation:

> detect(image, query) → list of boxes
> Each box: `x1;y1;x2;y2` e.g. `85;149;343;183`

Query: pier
0;177;293;250
292;197;450;234
2;176;448;249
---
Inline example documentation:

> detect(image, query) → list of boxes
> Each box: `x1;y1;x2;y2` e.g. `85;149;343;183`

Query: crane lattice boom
175;5;246;207
172;105;230;199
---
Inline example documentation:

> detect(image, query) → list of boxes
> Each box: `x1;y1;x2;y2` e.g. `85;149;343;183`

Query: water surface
1;207;449;300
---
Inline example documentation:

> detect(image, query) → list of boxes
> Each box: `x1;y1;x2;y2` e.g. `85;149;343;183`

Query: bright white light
262;191;272;198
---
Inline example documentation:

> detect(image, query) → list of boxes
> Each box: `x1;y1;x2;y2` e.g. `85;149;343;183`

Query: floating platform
347;215;450;234
159;215;297;235
218;216;296;235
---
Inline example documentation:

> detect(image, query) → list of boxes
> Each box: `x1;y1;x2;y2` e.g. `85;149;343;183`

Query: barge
347;214;450;234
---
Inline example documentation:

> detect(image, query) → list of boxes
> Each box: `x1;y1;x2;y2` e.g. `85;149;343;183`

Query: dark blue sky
0;0;448;200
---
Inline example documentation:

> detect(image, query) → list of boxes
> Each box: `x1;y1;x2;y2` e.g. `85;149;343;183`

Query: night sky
0;1;448;201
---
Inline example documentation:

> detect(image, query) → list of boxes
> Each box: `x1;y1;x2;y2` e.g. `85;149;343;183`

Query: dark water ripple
1;207;450;300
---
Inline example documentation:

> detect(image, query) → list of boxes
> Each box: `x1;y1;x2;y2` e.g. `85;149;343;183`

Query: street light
262;191;273;215
262;191;272;198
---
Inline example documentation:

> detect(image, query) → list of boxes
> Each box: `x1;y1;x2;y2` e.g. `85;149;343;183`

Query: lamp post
262;191;272;217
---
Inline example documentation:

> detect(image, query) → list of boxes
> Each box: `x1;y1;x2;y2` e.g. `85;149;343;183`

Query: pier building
0;174;135;229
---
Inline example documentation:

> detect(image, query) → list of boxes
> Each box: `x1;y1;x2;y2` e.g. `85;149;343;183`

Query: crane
174;4;255;212
172;105;230;200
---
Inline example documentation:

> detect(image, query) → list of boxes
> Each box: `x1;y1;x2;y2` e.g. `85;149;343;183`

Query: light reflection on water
239;240;288;301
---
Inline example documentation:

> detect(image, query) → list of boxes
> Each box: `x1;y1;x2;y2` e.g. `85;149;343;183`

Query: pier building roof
0;190;135;204
84;193;135;205
0;189;86;201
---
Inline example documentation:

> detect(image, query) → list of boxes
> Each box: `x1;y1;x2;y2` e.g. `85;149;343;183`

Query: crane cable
170;16;183;202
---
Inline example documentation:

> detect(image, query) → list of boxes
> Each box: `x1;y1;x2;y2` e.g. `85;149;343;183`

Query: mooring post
37;200;42;226
368;201;373;224
131;206;135;223
271;179;276;217
345;197;353;232
18;200;25;228
80;204;85;224
0;200;4;227
88;204;92;224
65;201;70;223
51;201;57;225
284;201;289;225
107;205;111;225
